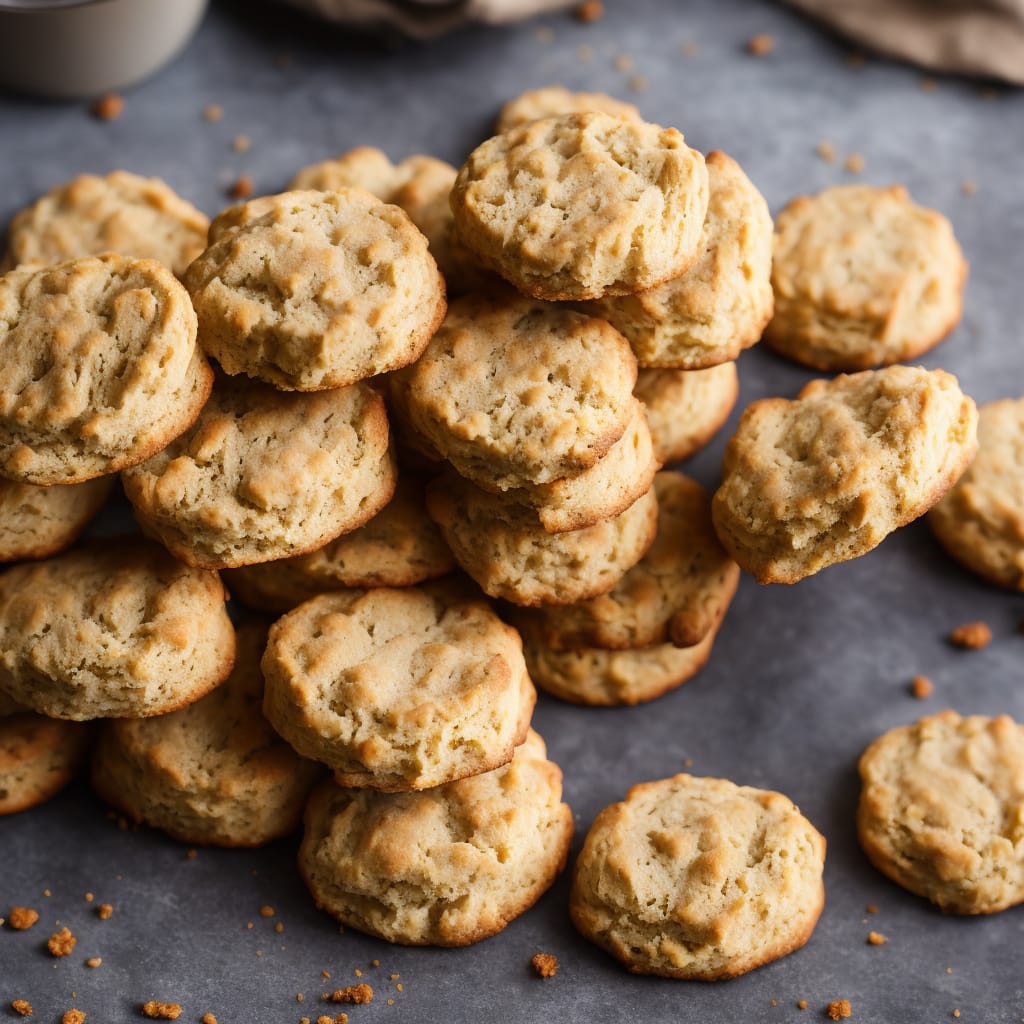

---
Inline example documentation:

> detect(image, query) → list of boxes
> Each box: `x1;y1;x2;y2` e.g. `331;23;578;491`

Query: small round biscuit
426;476;658;606
858;711;1024;914
91;623;322;846
0;713;91;815
0;540;236;721
712;366;978;584
528;472;739;649
122;376;396;569
571;774;826;979
495;85;642;133
0;476;112;563
929;398;1024;591
635;363;739;464
451;112;709;301
767;184;967;371
3;171;209;278
299;729;573;946
222;475;455;612
262;587;535;791
0;254;213;486
185;189;446;391
584;151;773;369
406;291;637;491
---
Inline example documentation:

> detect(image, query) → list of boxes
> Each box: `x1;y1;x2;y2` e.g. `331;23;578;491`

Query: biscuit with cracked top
495;85;641;133
0;713;91;815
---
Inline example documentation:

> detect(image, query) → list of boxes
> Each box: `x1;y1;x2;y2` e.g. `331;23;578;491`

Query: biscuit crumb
187;850;198;860
949;621;991;649
297;995;304;1003
531;952;559;978
259;905;275;918
370;961;380;968
203;105;223;122
747;33;775;56
353;969;362;978
92;93;124;121
62;1011;86;1024
827;1000;852;1020
574;0;603;22
961;180;977;196
12;1001;32;1017
232;135;251;154
628;75;649;93
300;1019;310;1024
979;86;1001;100
846;51;866;68
49;927;77;957
389;974;399;981
844;153;865;174
771;999;778;1007
867;931;887;945
952;1012;960;1020
327;985;372;1005
798;1001;809;1010
97;904;113;920
683;757;694;768
920;78;939;92
534;26;555;44
275;922;285;934
816;140;836;163
141;1002;182;1020
86;957;102;968
84;893;94;903
614;53;634;72
322;971;331;979
246;922;254;930
228;175;253;200
866;904;878;914
681;40;698;57
387;1001;394;1007
43;889;52;897
316;1017;332;1024
396;984;403;994
947;967;954;974
202;1015;217;1024
9;906;39;930
911;675;933;699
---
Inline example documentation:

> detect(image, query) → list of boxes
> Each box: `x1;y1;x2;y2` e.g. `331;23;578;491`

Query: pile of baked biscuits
1;84;1022;980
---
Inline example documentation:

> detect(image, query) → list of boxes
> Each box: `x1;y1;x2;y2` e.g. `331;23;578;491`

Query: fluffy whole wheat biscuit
451;112;709;301
299;729;573;946
929;398;1024;591
635;363;739;464
767;184;967;371
185;189;446;391
91;623;321;846
712;366;978;584
122;376;395;569
0;255;213;485
262;587;535;791
0;476;112;563
571;774;826;979
406;291;637;491
3;171;209;278
0;713;91;815
426;476;658;606
858;711;1024;914
0;540;235;721
495;85;642;133
584;151;773;369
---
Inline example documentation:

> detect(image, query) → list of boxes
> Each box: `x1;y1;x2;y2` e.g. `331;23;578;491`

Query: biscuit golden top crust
4;171;209;278
451;112;709;301
0;712;91;815
712;366;978;583
858;711;1024;914
570;773;826;979
495;86;642;133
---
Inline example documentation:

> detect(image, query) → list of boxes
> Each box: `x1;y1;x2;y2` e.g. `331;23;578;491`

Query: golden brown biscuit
0;713;91;815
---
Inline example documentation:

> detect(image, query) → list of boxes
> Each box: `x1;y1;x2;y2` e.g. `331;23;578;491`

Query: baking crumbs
396;984;403;994
246;922;254;930
867;931;887;945
816;140;836;163
846;51;866;68
48;927;77;957
8;906;39;929
920;78;939;92
949;622;991;649
256;950;264;957
97;904;113;920
353;969;362;978
747;33;775;56
576;44;594;62
259;905;275;918
300;1018;310;1024
141;1001;182;1020
43;889;52;898
389;974;399;981
844;153;865;174
953;1012;960;1020
11;1001;32;1017
91;93;124;121
866;904;878;914
614;53;634;72
387;1000;394;1007
771;999;778;1007
203;105;223;122
370;960;380;968
322;970;331;979
961;180;978;196
201;1015;217;1024
683;757;694;767
275;922;285;934
628;75;649;93
232;135;251;154
84;893;94;903
947;967;954;974
911;675;933;699
680;40;698;57
316;1017;331;1024
327;985;373;1005
574;0;603;22
534;26;555;44
187;850;198;860
531;952;559;978
86;958;102;968
826;1000;852;1020
62;1011;86;1024
798;1001;808;1010
229;175;254;200
297;994;304;1003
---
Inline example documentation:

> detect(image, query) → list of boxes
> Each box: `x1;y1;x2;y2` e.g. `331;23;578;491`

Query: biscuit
524;472;739;649
91;623;321;846
262;587;535;791
570;773;826;978
450;112;709;301
426;476;658;606
185;189;446;391
406;291;637;490
0;476;112;563
3;171;209;278
299;729;573;946
495;85;642;133
929;398;1024;591
122;376;396;569
858;711;1024;914
712;366;978;583
584;151;773;369
222;475;455;612
767;184;967;371
635;363;739;464
0;713;91;815
0;254;213;486
0;540;235;720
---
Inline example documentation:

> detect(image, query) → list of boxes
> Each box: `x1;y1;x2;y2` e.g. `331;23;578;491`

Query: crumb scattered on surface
844;153;865;174
187;850;198;860
747;33;775;56
297;994;304;1003
961;180;977;196
370;961;380;968
846;52;866;68
327;986;373;1005
949;622;991;649
246;922;254;930
771;999;778;1007
12;1000;32;1017
531;952;559;978
49;927;77;957
574;0;603;22
232;134;251;154
62;1011;86;1024
827;1000;852;1020
867;931;887;945
798;1001;809;1010
259;905;275;918
681;40;698;57
614;53;634;72
534;26;554;44
86;957;102;968
43;889;52;897
952;1012;960;1020
386;1001;394;1007
947;967;954;974
911;675;933;699
322;971;331;980
389;975;399;982
203;105;223;122
201;1014;217;1024
396;984;403;994
9;907;39;930
866;904;878;914
920;78;938;92
97;904;113;921
979;86;1000;100
628;75;649;92
92;93;124;121
816;140;836;163
353;969;362;978
84;893;94;903
229;175;254;200
316;1017;332;1024
275;922;285;934
141;1002;182;1020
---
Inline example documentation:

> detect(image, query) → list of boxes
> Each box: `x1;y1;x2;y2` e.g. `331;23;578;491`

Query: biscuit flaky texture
451;112;709;301
858;711;1024;914
426;477;658;607
495;86;642;133
585;151;773;369
0;255;213;485
92;623;322;846
767;183;967;371
0;541;236;721
929;398;1024;591
3;170;209;278
570;773;826;979
406;291;637;491
0;713;91;815
635;363;739;465
185;189;446;391
123;377;396;569
262;587;535;791
712;366;978;583
299;729;573;946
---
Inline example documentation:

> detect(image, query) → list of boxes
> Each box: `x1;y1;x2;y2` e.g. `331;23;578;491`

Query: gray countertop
3;1;1024;1021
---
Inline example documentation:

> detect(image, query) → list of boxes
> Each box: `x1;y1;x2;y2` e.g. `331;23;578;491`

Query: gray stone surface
2;0;1024;1021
